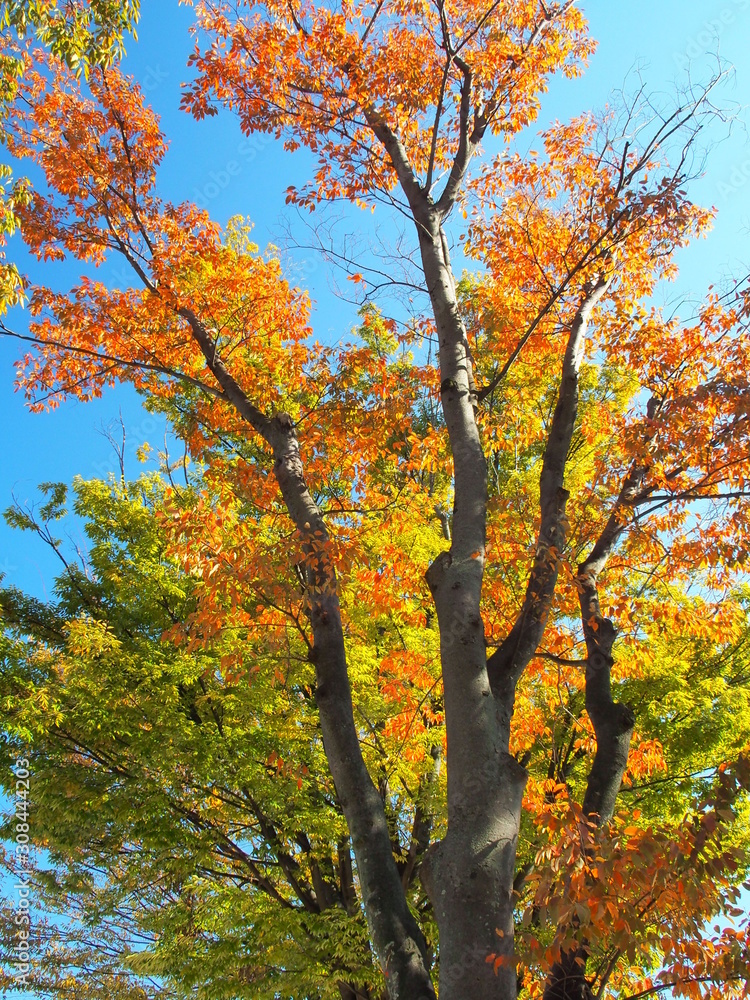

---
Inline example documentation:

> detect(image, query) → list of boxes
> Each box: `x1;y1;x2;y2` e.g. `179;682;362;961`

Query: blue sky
2;0;750;596
1;2;750;996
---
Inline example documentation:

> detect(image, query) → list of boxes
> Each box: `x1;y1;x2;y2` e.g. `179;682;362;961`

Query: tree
1;4;750;999
1;473;749;1000
0;0;139;70
0;0;140;310
1;474;380;1000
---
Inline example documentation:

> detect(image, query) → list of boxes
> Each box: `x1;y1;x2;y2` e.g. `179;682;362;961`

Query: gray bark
416;206;527;1000
574;428;660;827
540;570;634;1000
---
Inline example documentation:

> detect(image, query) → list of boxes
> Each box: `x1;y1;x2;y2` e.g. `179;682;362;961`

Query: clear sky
1;2;750;996
2;0;750;596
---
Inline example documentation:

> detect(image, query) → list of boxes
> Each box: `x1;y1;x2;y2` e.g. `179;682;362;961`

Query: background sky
1;2;750;996
2;0;750;597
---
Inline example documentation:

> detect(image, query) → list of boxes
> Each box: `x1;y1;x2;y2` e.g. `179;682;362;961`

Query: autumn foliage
1;3;750;1000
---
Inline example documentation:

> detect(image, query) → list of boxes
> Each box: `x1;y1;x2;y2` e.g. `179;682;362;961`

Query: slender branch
360;0;384;43
478;230;626;403
0;323;227;400
487;275;612;699
424;55;452;196
623;976;743;1000
434;54;477;217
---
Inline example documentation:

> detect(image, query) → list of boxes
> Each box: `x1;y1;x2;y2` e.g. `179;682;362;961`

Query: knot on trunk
425;550;453;595
586;616;616;657
440;377;460;395
419;838;445;905
588;650;613;671
618;701;636;731
270;412;297;456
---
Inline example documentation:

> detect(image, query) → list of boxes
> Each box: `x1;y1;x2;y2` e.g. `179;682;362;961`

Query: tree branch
487;275;612;710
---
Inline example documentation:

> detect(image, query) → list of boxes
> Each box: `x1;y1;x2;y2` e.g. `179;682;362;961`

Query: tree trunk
421;745;526;1000
542;546;635;1000
417;212;527;1000
270;419;437;1000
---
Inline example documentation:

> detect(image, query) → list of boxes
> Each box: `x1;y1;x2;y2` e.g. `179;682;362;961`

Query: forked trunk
418;214;527;1000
